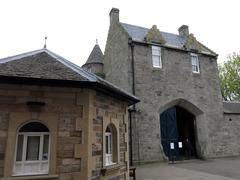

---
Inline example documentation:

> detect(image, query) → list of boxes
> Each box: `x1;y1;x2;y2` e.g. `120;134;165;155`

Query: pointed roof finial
96;38;98;45
44;36;47;49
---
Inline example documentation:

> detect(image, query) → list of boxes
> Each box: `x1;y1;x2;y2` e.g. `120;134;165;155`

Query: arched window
105;124;117;166
13;122;50;176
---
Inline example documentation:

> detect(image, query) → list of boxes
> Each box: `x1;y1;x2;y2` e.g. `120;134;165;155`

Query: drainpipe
128;109;134;166
129;38;136;99
128;38;140;165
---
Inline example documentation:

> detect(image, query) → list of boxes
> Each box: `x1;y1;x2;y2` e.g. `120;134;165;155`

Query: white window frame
13;132;50;176
152;46;162;68
105;131;113;166
191;53;200;73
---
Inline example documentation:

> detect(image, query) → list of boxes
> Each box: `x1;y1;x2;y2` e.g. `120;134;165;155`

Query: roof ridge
0;49;45;63
121;22;181;37
44;49;98;82
121;22;149;31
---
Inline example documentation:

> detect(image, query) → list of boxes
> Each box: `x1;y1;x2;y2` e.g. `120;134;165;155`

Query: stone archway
159;99;204;160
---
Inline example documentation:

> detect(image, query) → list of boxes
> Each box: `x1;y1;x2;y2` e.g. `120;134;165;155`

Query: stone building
0;48;139;179
84;8;240;165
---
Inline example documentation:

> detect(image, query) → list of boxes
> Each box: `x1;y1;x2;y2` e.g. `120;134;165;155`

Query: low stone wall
219;113;240;157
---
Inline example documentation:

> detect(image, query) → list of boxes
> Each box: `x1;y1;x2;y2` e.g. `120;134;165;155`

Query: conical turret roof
85;44;103;65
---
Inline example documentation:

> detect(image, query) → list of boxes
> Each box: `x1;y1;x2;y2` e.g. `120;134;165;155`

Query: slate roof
120;23;215;56
0;48;139;104
84;44;103;65
223;101;240;114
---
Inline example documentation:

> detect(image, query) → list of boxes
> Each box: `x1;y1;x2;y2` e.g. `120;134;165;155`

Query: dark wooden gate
160;107;179;158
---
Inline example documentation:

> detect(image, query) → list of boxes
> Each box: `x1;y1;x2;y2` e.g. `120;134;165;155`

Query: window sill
192;72;201;76
152;66;162;70
101;163;124;176
1;175;58;180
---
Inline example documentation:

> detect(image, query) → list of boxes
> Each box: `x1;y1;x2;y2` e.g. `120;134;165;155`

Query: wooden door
160;107;179;158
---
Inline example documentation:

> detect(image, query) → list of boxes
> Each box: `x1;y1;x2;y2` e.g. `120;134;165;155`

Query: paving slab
135;157;240;180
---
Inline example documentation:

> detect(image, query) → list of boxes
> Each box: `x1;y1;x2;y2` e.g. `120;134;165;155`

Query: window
152;46;162;68
191;53;200;73
13;122;50;176
105;124;117;166
105;126;113;166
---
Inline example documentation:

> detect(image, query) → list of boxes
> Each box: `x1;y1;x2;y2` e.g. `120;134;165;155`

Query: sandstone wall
0;84;129;180
91;91;129;180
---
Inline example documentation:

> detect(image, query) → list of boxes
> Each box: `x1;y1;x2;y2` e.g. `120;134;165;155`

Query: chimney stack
109;8;119;24
178;25;189;37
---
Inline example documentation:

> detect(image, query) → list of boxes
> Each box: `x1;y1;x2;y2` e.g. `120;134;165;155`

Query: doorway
160;106;197;160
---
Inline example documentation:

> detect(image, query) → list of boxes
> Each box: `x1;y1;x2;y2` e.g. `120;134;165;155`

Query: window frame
105;131;113;166
104;125;117;166
152;45;162;68
13;124;50;176
191;53;200;73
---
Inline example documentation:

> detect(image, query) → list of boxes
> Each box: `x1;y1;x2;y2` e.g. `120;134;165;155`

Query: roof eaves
0;75;140;105
132;39;217;57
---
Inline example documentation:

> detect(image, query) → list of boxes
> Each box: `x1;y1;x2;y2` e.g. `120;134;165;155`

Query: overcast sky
0;0;239;66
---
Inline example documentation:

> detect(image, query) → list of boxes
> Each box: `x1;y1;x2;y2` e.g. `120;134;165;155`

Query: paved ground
135;157;240;180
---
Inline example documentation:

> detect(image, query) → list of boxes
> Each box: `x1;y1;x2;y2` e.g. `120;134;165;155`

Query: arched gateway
159;99;203;160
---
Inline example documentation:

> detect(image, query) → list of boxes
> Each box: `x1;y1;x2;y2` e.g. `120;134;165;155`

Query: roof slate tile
0;48;139;104
120;22;215;55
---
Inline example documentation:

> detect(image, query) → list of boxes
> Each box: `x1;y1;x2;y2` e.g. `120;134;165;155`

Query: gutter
131;39;218;58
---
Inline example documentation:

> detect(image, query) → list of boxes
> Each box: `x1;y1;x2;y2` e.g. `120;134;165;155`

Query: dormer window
152;46;162;68
191;53;200;73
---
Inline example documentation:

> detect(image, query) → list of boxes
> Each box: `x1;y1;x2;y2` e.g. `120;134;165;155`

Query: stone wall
0;84;130;180
0;113;9;177
104;17;133;94
91;91;129;180
0;84;85;179
103;17;227;163
57;110;82;179
132;45;224;162
214;113;240;157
